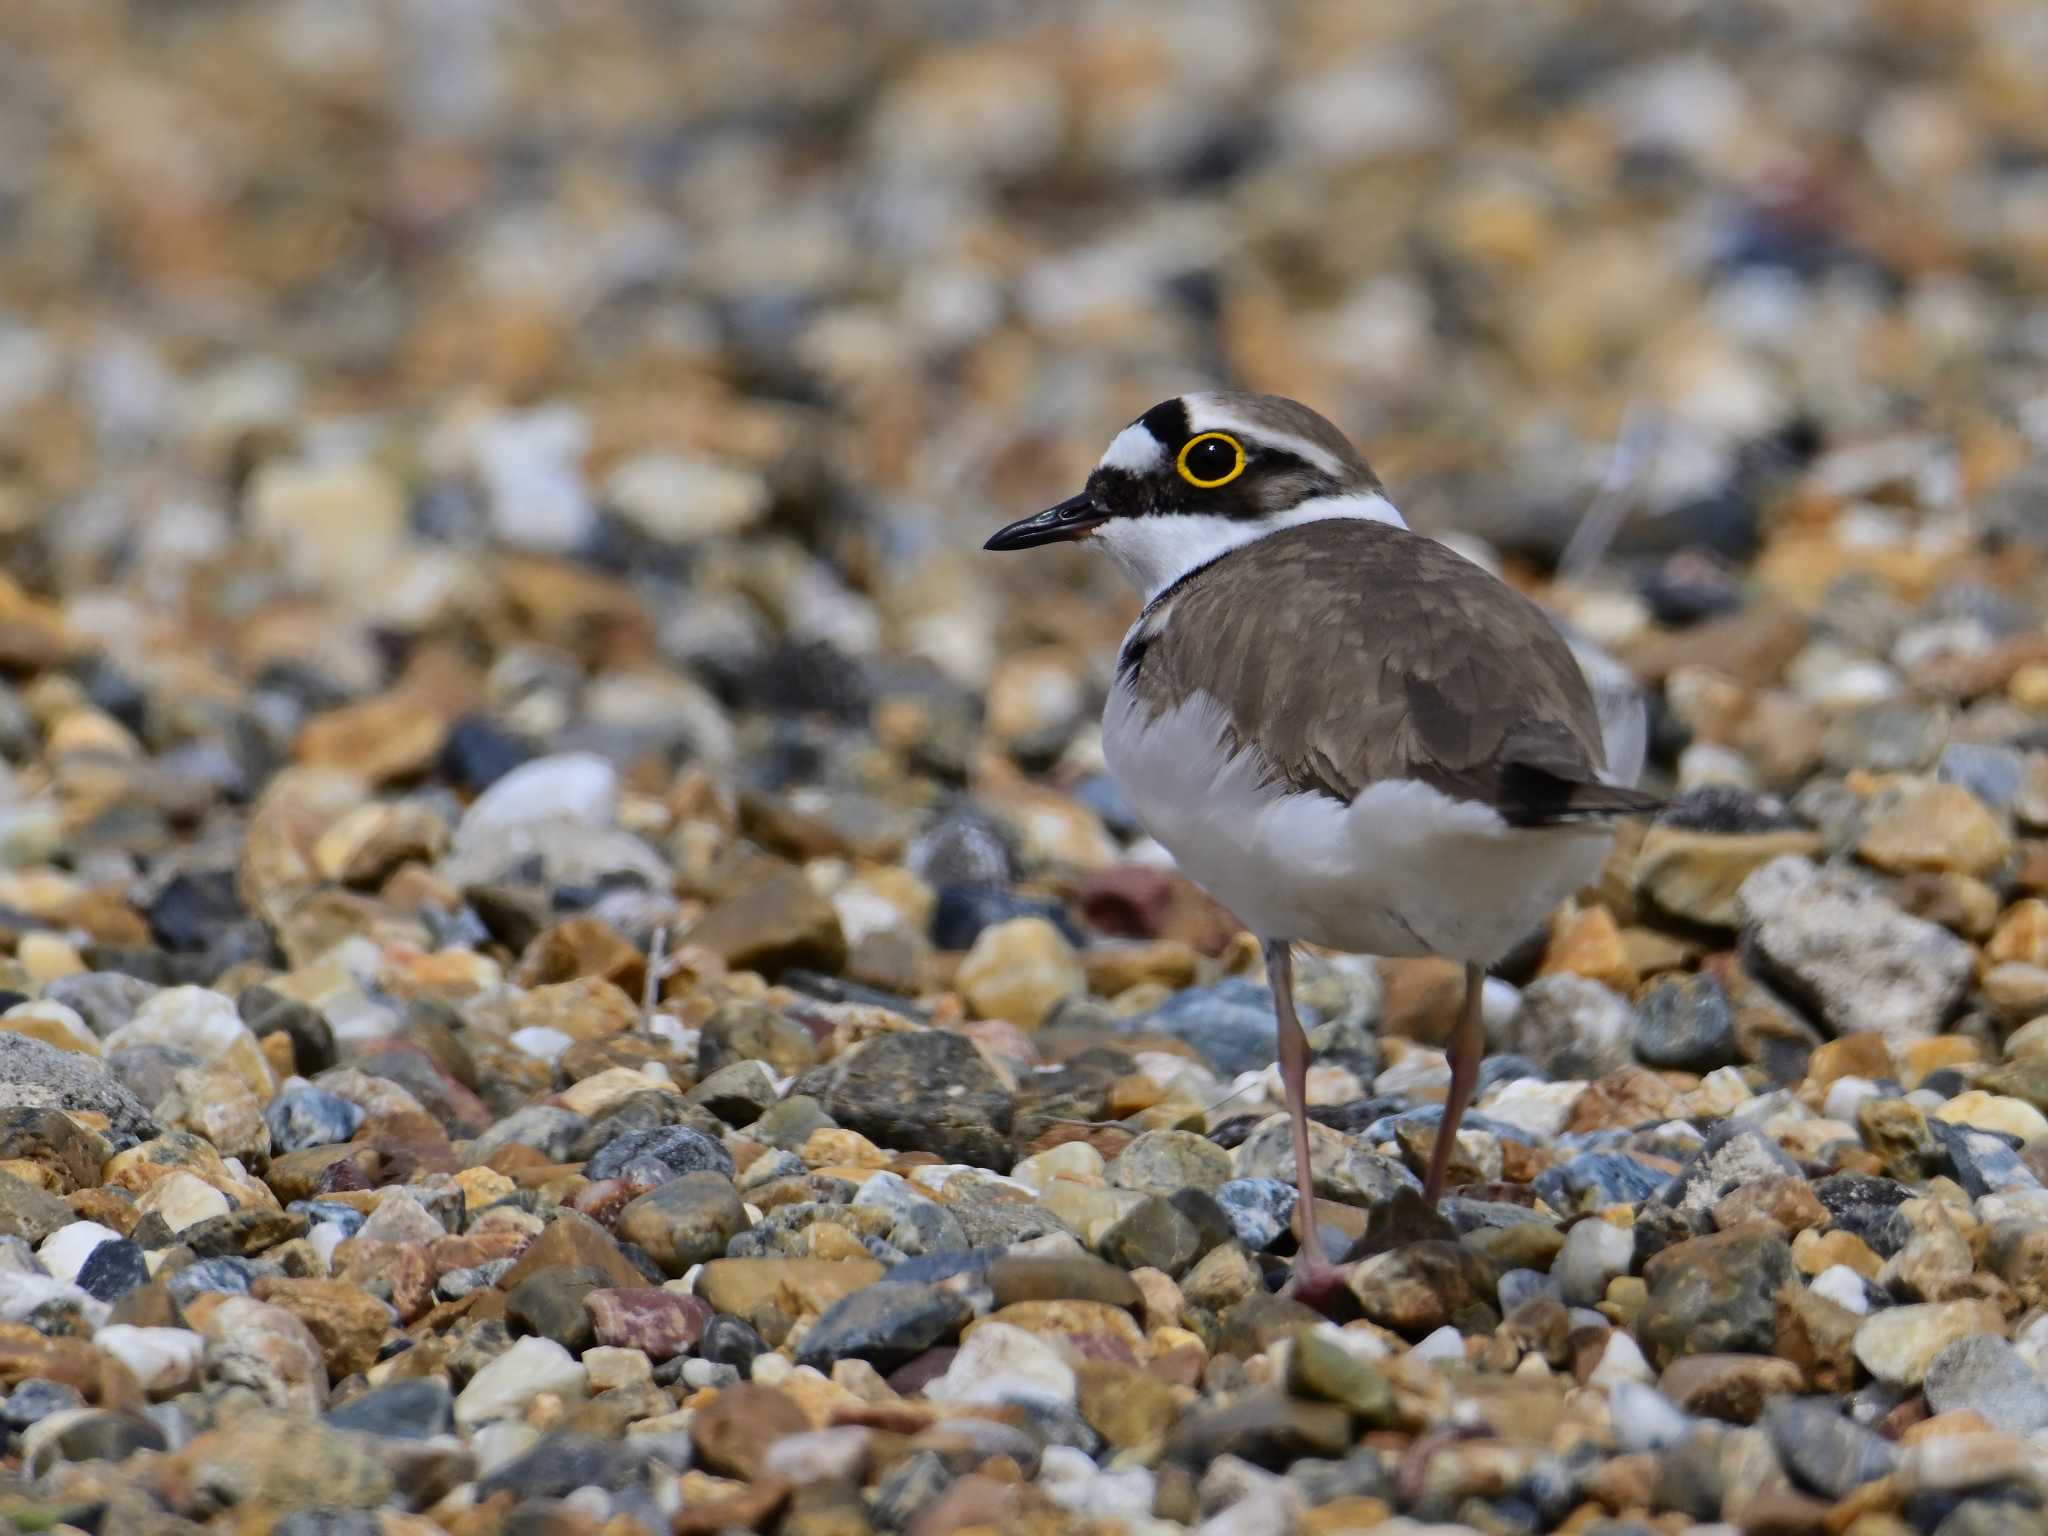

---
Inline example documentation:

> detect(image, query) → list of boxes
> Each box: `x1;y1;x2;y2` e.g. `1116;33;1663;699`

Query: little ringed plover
986;392;1662;1296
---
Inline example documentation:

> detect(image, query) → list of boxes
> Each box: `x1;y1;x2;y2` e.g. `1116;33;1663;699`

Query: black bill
984;493;1107;550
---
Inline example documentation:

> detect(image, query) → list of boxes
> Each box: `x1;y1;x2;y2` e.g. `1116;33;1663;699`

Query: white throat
1092;492;1407;602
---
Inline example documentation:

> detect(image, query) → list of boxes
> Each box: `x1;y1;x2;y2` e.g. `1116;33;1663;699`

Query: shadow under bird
986;392;1662;1300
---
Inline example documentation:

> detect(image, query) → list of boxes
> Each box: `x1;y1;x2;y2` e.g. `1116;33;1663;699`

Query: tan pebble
1859;781;2010;877
1980;961;2048;1023
581;1343;651;1392
1619;926;1700;978
1300;1497;1396;1535
1084;939;1199;996
257;1030;297;1079
0;1002;99;1057
2010;661;2048;709
1126;1267;1183;1333
1714;1174;1827;1237
15;933;85;985
1598;1276;1647;1329
954;916;1083;1028
47;709;140;759
829;1358;894;1402
452;1166;517;1213
1629;824;1821;931
524;1391;566;1430
800;1127;889;1170
136;1170;231;1232
1792;1228;1883;1279
1987;899;2048;968
1899;1409;1992;1444
556;1066;678;1117
1897;1035;1984;1086
1892;871;2001;939
1809;1032;1893;1086
805;1224;870;1262
1009;1142;1105;1195
1537;901;1636;992
1932;1089;2048;1142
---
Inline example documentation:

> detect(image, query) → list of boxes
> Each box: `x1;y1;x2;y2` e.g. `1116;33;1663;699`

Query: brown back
1120;520;1644;824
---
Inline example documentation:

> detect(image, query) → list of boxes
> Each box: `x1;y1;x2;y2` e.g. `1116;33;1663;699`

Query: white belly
1102;680;1612;963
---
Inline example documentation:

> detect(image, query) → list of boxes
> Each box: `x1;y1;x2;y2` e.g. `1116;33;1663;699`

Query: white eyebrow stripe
1182;401;1344;478
1099;423;1165;473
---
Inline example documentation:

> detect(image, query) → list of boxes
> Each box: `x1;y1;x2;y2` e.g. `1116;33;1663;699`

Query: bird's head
985;392;1402;599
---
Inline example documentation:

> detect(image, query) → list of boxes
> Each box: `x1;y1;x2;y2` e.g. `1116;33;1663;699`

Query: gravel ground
3;2;2048;1534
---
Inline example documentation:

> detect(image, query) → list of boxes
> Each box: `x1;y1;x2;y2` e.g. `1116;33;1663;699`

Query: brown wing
1122;520;1660;825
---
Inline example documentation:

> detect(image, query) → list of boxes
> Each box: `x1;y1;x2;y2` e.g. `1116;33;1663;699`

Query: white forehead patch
1182;394;1346;479
1099;422;1165;474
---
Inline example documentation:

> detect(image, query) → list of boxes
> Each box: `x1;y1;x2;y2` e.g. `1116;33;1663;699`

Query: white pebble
308;1221;347;1272
1410;1326;1466;1363
925;1322;1076;1408
94;1324;204;1394
1812;1264;1871;1315
1040;1442;1158;1521
509;1026;574;1063
1588;1331;1656;1390
469;1420;542;1476
459;752;616;841
1824;1077;1882;1125
1609;1378;1690;1451
454;1336;586;1429
1555;1218;1635;1307
37;1221;120;1284
0;1271;106;1327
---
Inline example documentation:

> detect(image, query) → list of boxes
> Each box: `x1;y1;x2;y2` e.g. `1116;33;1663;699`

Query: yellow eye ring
1176;432;1246;489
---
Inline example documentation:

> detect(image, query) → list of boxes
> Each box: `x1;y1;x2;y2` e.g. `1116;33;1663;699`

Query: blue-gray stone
1766;1398;1898;1499
1535;1152;1668;1213
1476;1055;1545;1091
0;1033;159;1142
1932;1121;2041;1199
76;1238;147;1302
1924;1334;2048;1434
435;1259;515;1300
1498;1268;1564;1312
264;1086;365;1153
1357;1104;1538;1145
1658;1121;1803;1221
793;1282;971;1372
884;1249;997;1286
325;1378;453;1439
699;1314;766;1372
289;1200;365;1238
1216;1178;1296;1252
1135;980;1321;1076
1938;743;2025;811
1634;973;1738;1073
1442;1197;1558;1234
0;1378;85;1431
468;1104;586;1164
166;1256;271;1303
478;1434;648;1498
585;1125;735;1183
1812;1174;1915;1259
930;885;1077;951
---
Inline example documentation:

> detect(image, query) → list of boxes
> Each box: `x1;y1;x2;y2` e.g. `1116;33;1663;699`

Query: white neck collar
1094;491;1407;603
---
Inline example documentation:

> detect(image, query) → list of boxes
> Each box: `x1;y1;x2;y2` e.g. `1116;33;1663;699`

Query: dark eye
1176;432;1245;489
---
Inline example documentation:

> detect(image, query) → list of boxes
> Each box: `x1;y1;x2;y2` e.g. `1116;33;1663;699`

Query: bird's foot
1281;1251;1356;1316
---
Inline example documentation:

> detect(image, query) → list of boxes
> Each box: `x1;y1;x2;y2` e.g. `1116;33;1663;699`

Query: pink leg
1269;939;1343;1297
1423;962;1485;1206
